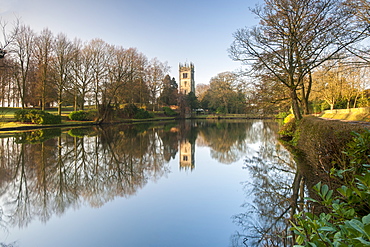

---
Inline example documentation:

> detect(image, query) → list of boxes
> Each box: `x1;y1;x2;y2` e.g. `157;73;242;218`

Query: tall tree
146;58;169;110
230;0;369;119
34;28;54;110
53;33;75;115
118;48;148;105
159;75;178;106
71;39;93;110
205;72;246;114
12;25;34;109
312;64;344;110
85;38;109;110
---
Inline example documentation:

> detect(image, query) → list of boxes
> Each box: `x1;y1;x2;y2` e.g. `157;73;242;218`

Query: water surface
0;120;295;247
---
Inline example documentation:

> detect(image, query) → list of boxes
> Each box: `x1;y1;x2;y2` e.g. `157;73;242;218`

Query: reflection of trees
198;120;276;164
231;123;297;247
0;123;177;229
0;119;295;243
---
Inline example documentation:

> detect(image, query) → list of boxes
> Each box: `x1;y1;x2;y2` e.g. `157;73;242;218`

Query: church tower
179;62;195;95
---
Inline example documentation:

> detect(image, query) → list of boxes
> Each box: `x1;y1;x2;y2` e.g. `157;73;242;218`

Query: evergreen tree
159;75;178;105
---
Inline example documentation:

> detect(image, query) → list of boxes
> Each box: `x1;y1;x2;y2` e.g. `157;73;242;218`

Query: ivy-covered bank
280;116;370;246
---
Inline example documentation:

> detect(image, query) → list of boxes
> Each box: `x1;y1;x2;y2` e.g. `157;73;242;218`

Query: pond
0;120;296;247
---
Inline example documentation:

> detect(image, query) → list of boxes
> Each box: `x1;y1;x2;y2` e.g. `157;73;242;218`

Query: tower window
183;73;188;78
183;155;188;161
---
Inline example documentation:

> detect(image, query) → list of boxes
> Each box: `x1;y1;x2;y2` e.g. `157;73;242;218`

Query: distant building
179;62;195;95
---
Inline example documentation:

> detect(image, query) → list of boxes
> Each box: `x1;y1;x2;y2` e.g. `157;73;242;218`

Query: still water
0;120;296;247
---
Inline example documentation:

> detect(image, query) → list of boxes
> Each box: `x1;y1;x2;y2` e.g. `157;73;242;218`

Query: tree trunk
58;91;62;115
290;89;302;120
301;72;312;115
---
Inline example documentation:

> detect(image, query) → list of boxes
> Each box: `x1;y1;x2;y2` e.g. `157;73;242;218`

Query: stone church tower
179;62;195;95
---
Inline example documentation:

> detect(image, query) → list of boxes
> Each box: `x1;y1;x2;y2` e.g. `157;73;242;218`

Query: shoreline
0;115;274;133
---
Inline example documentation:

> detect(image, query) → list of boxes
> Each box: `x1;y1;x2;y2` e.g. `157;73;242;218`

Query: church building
179;62;195;95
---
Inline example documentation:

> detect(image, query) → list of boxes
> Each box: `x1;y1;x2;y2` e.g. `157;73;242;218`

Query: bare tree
71;39;93;111
84;39;110;111
146;58;169;110
312;63;344;110
12;25;34;109
230;0;369;119
53;33;75;115
33;28;54;110
119;47;148;105
0;18;19;59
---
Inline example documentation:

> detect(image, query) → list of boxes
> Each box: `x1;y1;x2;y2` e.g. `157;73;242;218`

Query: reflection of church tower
179;139;195;170
179;62;195;95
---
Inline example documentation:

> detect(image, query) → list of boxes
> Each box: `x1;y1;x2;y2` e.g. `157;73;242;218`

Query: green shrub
163;106;178;116
14;109;31;122
292;177;370;246
122;104;139;118
68;110;96;121
69;110;88;121
121;104;153;119
134;108;154;119
14;109;61;124
278;117;298;142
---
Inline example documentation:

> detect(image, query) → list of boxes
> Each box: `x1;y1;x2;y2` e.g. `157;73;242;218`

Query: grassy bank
319;107;370;121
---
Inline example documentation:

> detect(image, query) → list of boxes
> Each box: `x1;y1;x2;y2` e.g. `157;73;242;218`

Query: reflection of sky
2;142;254;247
0;120;292;247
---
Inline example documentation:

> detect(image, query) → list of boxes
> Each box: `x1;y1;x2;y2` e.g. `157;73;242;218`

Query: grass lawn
0;107;80;130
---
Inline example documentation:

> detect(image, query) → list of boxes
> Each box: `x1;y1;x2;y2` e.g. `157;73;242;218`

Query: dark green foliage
14;109;61;124
293;170;370;246
344;130;370;171
122;104;153;119
186;92;199;110
14;109;30;122
159;75;178;105
122;104;139;118
134;108;154;119
163;106;178;116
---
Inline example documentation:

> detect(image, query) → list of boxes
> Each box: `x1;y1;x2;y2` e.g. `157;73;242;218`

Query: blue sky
1;0;261;85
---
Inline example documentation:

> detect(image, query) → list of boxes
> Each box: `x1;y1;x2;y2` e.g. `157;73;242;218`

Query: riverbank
285;116;370;246
0;113;273;133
